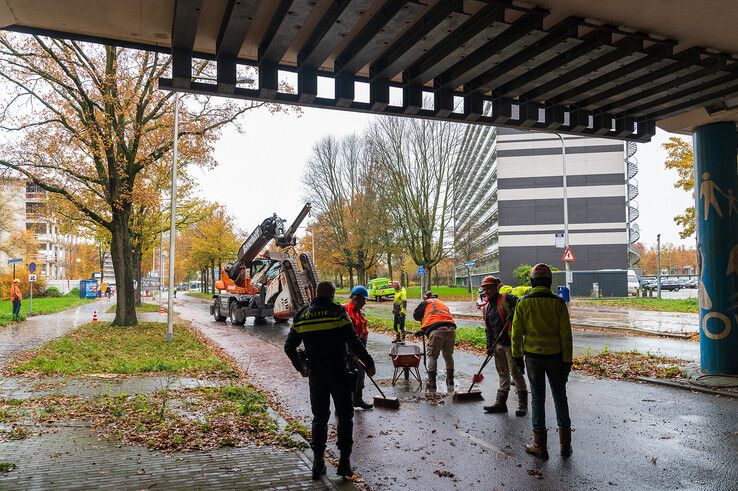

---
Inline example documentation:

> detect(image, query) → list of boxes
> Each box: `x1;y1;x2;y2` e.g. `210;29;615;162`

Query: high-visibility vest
421;299;454;329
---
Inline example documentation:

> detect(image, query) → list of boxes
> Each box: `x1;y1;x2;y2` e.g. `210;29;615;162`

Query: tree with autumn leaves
0;34;287;325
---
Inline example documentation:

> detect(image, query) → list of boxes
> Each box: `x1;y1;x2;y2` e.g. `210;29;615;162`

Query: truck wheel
229;302;245;326
374;296;380;302
213;300;227;322
254;316;267;326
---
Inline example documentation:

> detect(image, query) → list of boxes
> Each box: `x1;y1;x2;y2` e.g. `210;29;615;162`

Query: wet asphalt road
177;296;737;491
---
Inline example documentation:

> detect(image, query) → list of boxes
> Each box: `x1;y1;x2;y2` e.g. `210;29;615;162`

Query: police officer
512;263;573;460
284;281;376;480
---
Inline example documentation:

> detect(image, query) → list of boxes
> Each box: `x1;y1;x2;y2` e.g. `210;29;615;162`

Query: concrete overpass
1;0;736;374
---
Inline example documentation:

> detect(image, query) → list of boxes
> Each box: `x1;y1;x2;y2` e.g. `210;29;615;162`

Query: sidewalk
0;303;343;491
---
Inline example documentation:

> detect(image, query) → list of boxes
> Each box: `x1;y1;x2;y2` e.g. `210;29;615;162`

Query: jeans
526;355;571;431
493;345;527;393
12;299;21;319
348;339;367;402
308;364;354;454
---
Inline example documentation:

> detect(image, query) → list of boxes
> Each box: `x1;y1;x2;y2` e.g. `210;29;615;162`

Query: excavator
210;203;318;325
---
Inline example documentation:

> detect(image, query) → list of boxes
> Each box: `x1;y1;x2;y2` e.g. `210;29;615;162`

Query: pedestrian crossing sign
561;246;576;263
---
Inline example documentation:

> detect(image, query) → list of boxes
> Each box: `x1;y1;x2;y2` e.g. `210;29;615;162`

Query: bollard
592;283;600;299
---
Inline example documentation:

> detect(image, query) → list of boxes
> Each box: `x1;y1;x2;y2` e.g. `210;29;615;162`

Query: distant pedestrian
392;281;407;343
512;263;573;460
345;285;373;410
479;275;528;416
10;278;22;320
105;286;112;299
413;291;456;392
284;281;375;480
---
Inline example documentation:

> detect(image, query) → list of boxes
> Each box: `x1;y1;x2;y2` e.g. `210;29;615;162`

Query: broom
356;359;400;410
453;328;506;402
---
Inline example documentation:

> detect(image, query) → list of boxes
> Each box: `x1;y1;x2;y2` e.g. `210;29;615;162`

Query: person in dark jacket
413;291;456;392
479;275;528;416
285;281;376;480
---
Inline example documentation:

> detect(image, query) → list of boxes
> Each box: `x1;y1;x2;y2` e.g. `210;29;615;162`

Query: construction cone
92;310;98;322
159;304;164;314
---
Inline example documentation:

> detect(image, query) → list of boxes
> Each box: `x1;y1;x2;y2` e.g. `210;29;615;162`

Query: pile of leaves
0;385;306;452
573;348;687;380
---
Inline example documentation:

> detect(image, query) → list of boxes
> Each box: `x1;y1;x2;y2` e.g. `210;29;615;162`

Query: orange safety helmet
531;263;553;280
480;275;501;287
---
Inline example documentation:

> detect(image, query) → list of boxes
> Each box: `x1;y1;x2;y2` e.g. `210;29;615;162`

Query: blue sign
28;262;36;273
7;258;22;265
417;266;425;276
463;261;476;267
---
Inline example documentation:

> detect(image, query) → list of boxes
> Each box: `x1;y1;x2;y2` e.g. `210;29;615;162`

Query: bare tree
369;116;463;291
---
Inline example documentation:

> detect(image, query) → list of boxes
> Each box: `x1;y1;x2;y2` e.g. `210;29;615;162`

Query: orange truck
210;204;318;325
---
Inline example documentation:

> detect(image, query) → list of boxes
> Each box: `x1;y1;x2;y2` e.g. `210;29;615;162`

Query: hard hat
531;263;553;280
424;290;437;299
480;275;501;287
13;278;20;283
349;285;369;298
499;285;513;294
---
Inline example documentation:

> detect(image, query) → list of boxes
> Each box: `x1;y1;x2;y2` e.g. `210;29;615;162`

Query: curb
634;377;738;399
268;408;357;491
570;323;694;340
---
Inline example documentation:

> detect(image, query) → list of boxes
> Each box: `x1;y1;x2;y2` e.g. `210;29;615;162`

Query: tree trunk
98;248;105;284
348;267;354;287
387;251;393;281
210;258;216;294
110;211;137;326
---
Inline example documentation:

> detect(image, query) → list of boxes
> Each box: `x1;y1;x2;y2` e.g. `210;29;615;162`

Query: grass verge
0;296;92;327
106;302;166;314
338;285;475;301
5;322;237;377
187;292;213;300
366;314;487;354
578;297;698;313
574;346;688;379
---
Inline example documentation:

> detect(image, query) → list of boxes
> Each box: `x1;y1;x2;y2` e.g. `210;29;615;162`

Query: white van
627;270;640;296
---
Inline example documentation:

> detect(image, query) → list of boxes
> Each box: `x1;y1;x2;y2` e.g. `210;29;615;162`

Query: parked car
627;270;641;296
685;278;698;288
368;277;395;302
642;279;682;291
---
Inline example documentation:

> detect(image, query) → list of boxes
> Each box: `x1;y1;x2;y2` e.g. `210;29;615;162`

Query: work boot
515;390;528;417
483;390;508;413
426;371;437;392
354;391;374;410
394;332;402;343
401;332;406;342
446;369;454;391
559;428;573;457
525;430;549;460
311;453;326;480
336;452;353;478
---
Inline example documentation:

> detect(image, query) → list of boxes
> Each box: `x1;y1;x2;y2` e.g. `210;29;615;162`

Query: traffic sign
561;246;576;263
28;262;36;273
28;274;37;282
417;266;425;275
554;233;565;249
463;261;476;267
7;258;22;265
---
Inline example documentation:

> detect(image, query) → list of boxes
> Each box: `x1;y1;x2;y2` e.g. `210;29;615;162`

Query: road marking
457;430;516;458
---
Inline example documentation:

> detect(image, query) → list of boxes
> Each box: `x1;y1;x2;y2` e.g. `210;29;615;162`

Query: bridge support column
693;122;738;374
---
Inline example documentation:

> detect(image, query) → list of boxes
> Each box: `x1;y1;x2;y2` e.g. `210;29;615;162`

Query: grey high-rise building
453;126;638;287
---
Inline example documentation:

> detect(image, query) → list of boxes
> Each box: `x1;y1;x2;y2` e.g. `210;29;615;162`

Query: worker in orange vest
413;291;457;392
10;278;22;320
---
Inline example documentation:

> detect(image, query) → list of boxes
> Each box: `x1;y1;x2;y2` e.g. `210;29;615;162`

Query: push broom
453;328;506;402
356;359;400;410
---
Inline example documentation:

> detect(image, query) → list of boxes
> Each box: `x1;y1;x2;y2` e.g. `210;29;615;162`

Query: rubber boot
394;332;402;343
525;430;549;460
401;332;406;343
446;369;454;391
426;371;437;392
337;452;353;477
353;388;373;410
312;452;326;480
559;428;573;457
515;390;528;417
483;390;508;413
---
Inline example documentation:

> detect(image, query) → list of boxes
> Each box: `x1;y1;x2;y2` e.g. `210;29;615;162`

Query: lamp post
166;92;179;343
556;133;570;291
656;234;662;299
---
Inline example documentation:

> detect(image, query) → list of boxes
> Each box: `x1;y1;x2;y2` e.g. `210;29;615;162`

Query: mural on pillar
699;172;723;219
698;248;712;310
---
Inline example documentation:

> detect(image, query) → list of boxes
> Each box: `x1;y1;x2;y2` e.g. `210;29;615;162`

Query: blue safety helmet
349;285;369;298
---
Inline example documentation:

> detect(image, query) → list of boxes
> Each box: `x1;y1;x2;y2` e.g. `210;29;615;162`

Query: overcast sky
195;104;694;250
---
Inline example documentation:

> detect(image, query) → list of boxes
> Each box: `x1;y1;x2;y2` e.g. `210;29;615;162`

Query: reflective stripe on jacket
511;286;573;362
421;299;455;330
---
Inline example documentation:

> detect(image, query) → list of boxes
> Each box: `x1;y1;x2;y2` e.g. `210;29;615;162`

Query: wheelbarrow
390;344;422;385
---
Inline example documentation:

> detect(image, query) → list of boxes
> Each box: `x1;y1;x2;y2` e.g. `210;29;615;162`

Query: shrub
513;264;532;286
45;286;62;297
66;287;80;297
